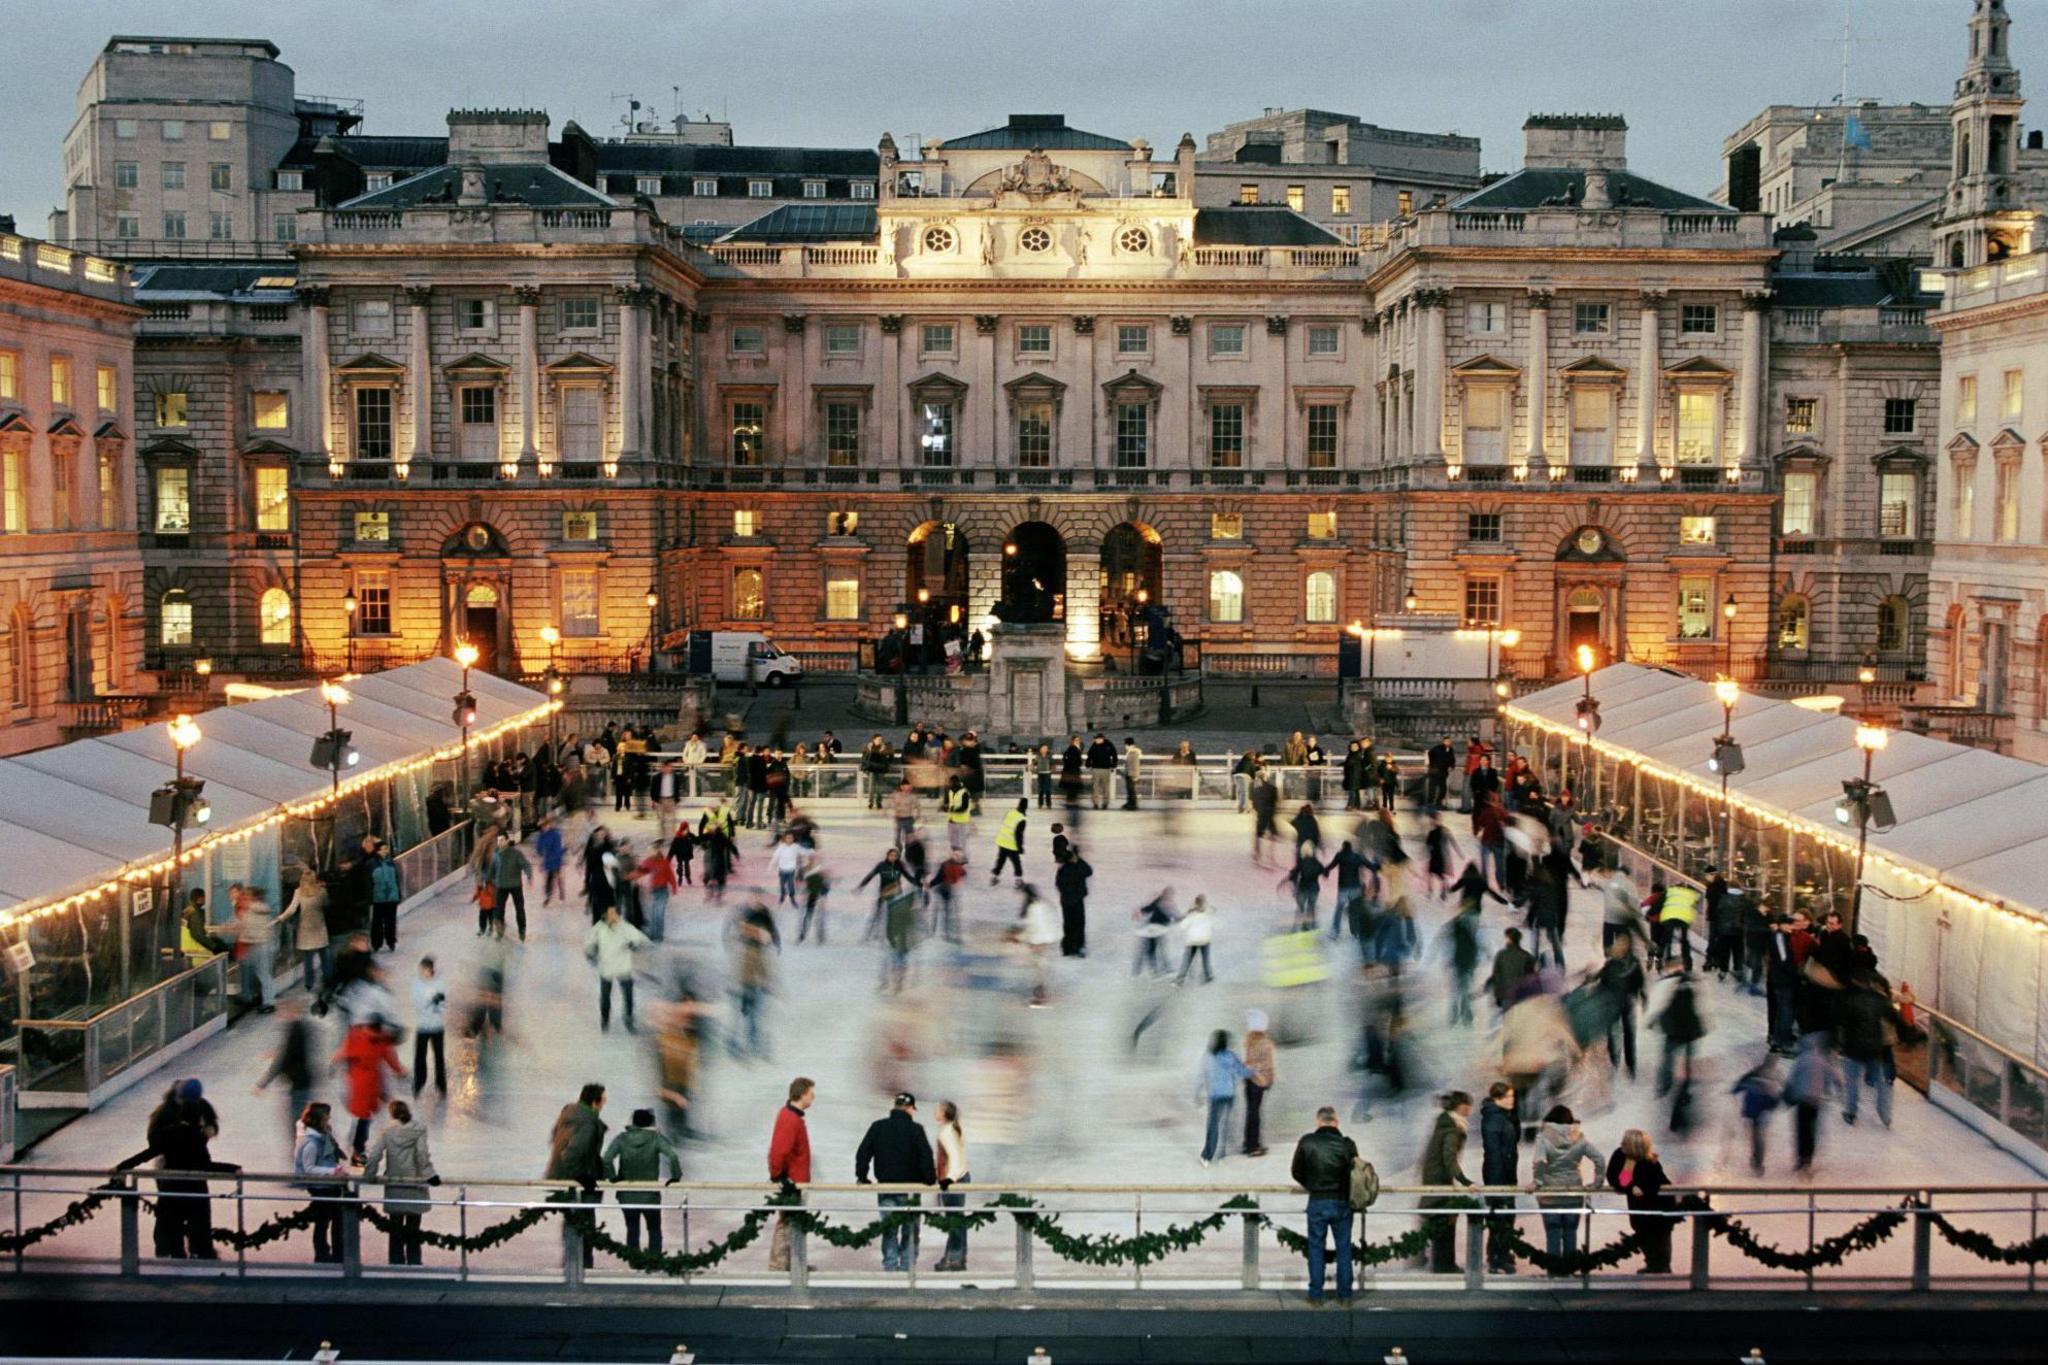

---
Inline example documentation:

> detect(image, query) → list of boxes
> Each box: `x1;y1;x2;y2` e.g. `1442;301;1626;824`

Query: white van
685;630;804;687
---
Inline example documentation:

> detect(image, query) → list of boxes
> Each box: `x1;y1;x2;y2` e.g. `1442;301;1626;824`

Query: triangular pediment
1663;355;1735;379
142;436;201;458
1945;431;1980;456
1991;426;2027;455
242;438;297;457
337;351;405;373
48;416;84;438
1101;367;1163;399
1003;370;1066;398
0;413;29;434
94;421;127;442
545;351;614;373
1561;355;1626;377
907;370;969;400
441;351;512;374
1450;353;1521;377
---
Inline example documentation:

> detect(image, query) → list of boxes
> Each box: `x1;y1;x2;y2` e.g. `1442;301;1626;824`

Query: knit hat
1245;1010;1269;1032
176;1078;203;1102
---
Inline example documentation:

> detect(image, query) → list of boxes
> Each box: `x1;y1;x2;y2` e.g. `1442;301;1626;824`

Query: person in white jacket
583;905;650;1033
1176;895;1217;986
1018;884;1061;1007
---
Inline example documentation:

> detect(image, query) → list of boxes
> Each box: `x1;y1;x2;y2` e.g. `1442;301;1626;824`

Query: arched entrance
1100;522;1162;648
906;521;971;660
1555;524;1625;670
461;583;501;674
1564;586;1603;660
1000;521;1066;623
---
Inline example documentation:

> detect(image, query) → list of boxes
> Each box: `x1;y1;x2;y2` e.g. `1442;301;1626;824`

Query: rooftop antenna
611;93;642;135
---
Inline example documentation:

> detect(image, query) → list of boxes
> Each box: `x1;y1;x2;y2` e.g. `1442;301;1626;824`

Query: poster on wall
217;839;251;884
4;939;33;977
131;887;154;919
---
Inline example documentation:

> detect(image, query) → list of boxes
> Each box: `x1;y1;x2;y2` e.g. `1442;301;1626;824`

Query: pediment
1990;426;2027;455
1944;431;1979;456
337;351;405;373
242;438;297;457
48;417;85;438
1560;355;1627;379
442;351;512;374
1101;367;1163;399
142;436;201;458
1003;370;1066;399
545;351;614;373
907;370;970;401
94;421;127;441
1450;353;1521;378
1662;355;1735;380
0;413;29;434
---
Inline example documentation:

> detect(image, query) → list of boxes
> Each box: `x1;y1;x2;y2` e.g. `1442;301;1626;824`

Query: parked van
685;630;804;687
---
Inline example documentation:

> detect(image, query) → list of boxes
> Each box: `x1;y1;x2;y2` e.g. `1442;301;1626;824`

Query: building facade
1719;101;1954;257
0;229;144;755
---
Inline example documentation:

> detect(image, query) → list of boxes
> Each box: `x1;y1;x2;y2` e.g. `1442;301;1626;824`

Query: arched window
1305;570;1337;624
1776;594;1810;651
9;610;30;711
258;587;293;645
1209;570;1244;623
732;567;765;621
160;589;193;647
1876;595;1909;654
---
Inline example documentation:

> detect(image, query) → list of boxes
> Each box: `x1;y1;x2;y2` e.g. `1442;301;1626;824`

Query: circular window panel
1019;226;1052;253
922;226;955;253
1117;226;1150;254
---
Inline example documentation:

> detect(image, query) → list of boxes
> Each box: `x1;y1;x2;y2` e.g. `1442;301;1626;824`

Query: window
1306;510;1338;540
732;567;766;620
97;364;118;413
730;401;764;464
116;213;140;239
162;120;185;142
826;401;861;465
459;298;496;332
1017;324;1052;355
162;211;187;240
636;176;662;196
732;510;759;538
1573;386;1618;464
694;177;718;197
1305;403;1340;467
1883;397;1918;434
252;391;289;429
1877;596;1909;654
0;350;14;400
1679;515;1717;545
50;446;70;531
208;121;230;142
1;447;21;533
825;578;861;621
1781;470;1817;536
1464;576;1502;627
97;448;118;528
1467;301;1506;335
1397;190;1414;216
1777;595;1810;651
558;384;601;460
258;587;292;645
803;180;826;199
1305;570;1337;623
1285;185;1305;212
161;161;185;190
457;386;499;460
159;589;193;647
823;322;860;354
1210;511;1242;540
253;466;290;531
1879;469;1917;538
1958;374;1978;426
1466;512;1502;543
1015;402;1052;467
1463;386;1505;463
1306;324;1341;356
208;212;233;240
273;213;297;243
352;511;389;543
560;569;600;637
1208;403;1244;468
114;119;137;139
562;511;599;542
560;297;601;332
364;172;393;192
1676;576;1714;639
50;357;73;409
1573;302;1610;335
352;387;393;459
1676;391;1717;465
1117;325;1150;356
352;297;392;335
1209;570;1245;622
730;325;765;356
748;179;773;197
919;402;955;466
209;163;231;192
1785;397;1817;434
1209;323;1246;357
920;323;955;355
1114;401;1149;467
114;161;138;188
1995;460;2022;541
2005;369;2025;420
1238;183;1260;205
353;573;391;633
1331;185;1352;215
851;181;875;200
153;466;190;533
276;170;303;192
1953;459;1977;537
1680;304;1718;334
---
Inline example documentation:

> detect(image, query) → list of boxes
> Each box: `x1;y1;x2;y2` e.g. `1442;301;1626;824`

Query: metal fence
12;956;229;1104
3;1170;2044;1293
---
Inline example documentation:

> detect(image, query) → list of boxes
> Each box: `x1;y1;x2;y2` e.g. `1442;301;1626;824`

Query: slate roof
595;144;876;176
1452;168;1729;214
1770;258;1941;310
339;163;612;210
1191;206;1342;247
279;135;451;171
133;264;296;297
941;114;1129;152
720;204;879;243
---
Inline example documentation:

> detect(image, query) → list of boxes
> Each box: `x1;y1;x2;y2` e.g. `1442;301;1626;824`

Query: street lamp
1131;587;1150;674
452;642;480;803
1573;643;1600;801
151;714;208;950
1837;722;1894;936
1403;584;1418;614
1708;677;1745;865
1858;651;1878;719
310;680;358;802
342;590;358;673
891;607;911;724
1722;593;1738;680
539;625;564;757
645;585;661;674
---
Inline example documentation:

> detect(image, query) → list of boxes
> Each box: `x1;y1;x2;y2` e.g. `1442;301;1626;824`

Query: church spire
1937;0;2034;268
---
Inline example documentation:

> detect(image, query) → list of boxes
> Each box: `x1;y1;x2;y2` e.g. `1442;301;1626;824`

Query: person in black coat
1651;973;1707;1098
1479;1082;1521;1273
854;1093;936;1272
1606;1129;1673;1273
143;1078;234;1259
1054;848;1093;958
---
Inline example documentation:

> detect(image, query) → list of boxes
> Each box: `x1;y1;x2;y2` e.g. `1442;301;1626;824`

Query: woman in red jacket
335;1021;406;1161
766;1076;815;1271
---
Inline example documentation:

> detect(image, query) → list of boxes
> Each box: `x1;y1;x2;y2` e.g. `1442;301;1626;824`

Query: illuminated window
1957;374;1978;426
825;578;861;621
1781;471;1817;536
153;466;190;533
253;466;290;531
1879;469;1918;538
252;391;289;429
732;510;758;538
2004;368;2025;420
1464;576;1502;627
1;448;21;533
826;511;860;536
0;350;15;400
1211;512;1242;540
1785;397;1817;434
1995;459;2022;541
1208;403;1244;468
1676;576;1713;639
1015;402;1052;467
1114;402;1148;467
1952;458;1976;537
1679;515;1717;546
1463;386;1505;463
50;357;73;409
1306;510;1338;540
732;567;766;620
207;121;230;141
562;511;598;542
1777;594;1810;651
1397;190;1414;215
561;569;600;637
258;587;292;644
154;391;187;427
1238;184;1260;205
1209;570;1245;623
159;589;193;646
825;401;861;466
1305;403;1340;467
920;402;955;466
1676;391;1718;465
730;401;764;464
97;364;118;413
49;446;70;531
1286;185;1305;212
97;448;118;528
1331;185;1351;215
354;573;391;633
352;512;390;543
1305;570;1337;623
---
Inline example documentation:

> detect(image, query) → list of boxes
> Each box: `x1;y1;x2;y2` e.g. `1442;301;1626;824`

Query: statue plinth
987;622;1069;740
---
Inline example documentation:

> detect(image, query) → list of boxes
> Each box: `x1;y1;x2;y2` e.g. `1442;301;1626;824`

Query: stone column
615;287;645;462
404;285;433;466
1635;290;1665;468
878;315;903;468
1066;539;1103;662
1525;290;1552;468
299;287;332;467
1361;314;1381;465
1736;290;1771;474
514;287;541;463
1414;290;1447;461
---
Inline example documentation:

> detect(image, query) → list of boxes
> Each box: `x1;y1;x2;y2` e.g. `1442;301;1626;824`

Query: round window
1575;527;1604;556
1018;226;1052;253
922;226;955;254
1117;226;1150;254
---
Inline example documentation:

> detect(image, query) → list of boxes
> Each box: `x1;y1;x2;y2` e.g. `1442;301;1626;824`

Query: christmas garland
1928;1213;2048;1266
1499;1224;1645;1274
0;1186;116;1254
209;1205;322;1251
1708;1205;1909;1272
1265;1215;1438;1267
358;1201;556;1253
565;1205;776;1276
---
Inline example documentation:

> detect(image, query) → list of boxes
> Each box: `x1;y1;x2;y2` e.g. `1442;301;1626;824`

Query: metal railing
1911;1004;2048;1157
13;956;230;1101
4;1168;2044;1294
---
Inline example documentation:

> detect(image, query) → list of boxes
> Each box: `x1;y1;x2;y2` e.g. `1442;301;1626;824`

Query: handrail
1917;1001;2048;1082
15;954;224;1030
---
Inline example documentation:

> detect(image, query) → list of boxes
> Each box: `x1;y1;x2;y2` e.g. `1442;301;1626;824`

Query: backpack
1347;1157;1380;1211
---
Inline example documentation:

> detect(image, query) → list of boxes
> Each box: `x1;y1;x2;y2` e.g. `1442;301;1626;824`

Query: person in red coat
335;1021;406;1161
767;1075;815;1271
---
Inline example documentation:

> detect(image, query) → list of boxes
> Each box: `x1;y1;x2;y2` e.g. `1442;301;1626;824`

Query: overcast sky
0;1;2035;229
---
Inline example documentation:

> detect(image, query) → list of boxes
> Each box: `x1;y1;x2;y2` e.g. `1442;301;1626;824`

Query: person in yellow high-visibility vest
945;776;974;860
992;799;1028;884
1657;881;1700;974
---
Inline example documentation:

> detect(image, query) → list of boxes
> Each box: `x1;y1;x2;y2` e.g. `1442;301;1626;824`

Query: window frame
251;390;289;431
729;399;767;465
209;162;232;192
1116;324;1151;357
1208;569;1245;623
160;160;185;190
1207;401;1246;469
1781;468;1819;537
158;589;194;648
1883;397;1919;435
1015;323;1054;358
729;325;767;357
96;364;119;415
1678;514;1718;546
747;178;774;198
1305;324;1342;358
257;586;293;646
1676;575;1716;640
822;321;862;356
113;160;138;189
251;464;291;533
1680;303;1719;335
1573;301;1611;336
561;510;600;543
731;566;767;621
556;380;604;462
919;322;956;358
824;400;862;467
1958;373;1978;427
1305;569;1338;624
1785;396;1818;435
1878;466;1919;539
1113;400;1149;468
560;567;602;638
1463;574;1503;628
824;576;861;621
693;177;719;197
1674;388;1723;466
350;384;395;461
1466;512;1503;544
351;511;391;545
1330;185;1352;216
1466;301;1506;336
1776;594;1811;652
152;465;192;535
1208;322;1248;359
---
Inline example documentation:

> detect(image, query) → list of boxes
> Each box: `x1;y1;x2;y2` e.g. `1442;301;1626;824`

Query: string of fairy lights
1501;700;2048;939
0;697;560;936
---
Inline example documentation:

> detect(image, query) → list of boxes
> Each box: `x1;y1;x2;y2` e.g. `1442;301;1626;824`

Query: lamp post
452;642;479;803
1858;651;1878;720
891;607;910;725
539;625;563;757
1709;677;1744;866
1131;587;1149;675
1573;643;1600;802
157;713;207;948
313;681;357;802
645;585;660;674
1403;584;1418;614
1840;722;1890;936
342;590;358;673
1722;592;1738;680
1343;620;1365;707
916;587;931;673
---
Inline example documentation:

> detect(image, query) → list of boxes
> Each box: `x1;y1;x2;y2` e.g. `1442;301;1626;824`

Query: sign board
131;887;154;919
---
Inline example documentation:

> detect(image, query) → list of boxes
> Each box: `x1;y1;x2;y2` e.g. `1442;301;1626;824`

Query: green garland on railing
358;1201;556;1253
1265;1216;1438;1267
209;1204;322;1251
1499;1225;1646;1274
566;1205;777;1276
1709;1205;1909;1272
1929;1213;2048;1266
0;1186;115;1254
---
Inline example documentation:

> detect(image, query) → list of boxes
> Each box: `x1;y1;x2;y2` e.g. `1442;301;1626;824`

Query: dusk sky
0;1;2032;229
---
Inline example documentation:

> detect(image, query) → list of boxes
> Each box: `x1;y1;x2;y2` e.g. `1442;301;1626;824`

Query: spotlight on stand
310;730;359;771
1709;736;1745;775
148;780;210;828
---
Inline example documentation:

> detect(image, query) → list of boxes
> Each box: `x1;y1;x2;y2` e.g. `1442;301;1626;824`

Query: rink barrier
4;1169;2047;1293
